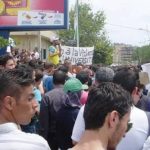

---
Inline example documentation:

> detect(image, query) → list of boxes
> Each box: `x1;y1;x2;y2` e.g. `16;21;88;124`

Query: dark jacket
39;85;67;150
56;91;82;150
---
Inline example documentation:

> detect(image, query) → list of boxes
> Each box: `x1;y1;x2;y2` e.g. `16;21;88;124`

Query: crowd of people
0;50;150;150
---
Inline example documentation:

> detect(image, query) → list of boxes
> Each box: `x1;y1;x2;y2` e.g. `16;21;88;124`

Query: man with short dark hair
71;67;115;143
1;54;15;69
113;67;149;150
71;82;132;150
39;70;67;150
0;68;50;150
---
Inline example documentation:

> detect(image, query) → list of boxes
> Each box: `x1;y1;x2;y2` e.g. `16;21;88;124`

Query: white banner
61;46;94;65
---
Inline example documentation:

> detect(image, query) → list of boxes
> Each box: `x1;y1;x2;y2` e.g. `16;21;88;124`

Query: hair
58;65;69;74
64;58;71;66
95;67;114;83
76;71;89;84
44;62;54;69
1;55;14;66
84;82;132;130
53;70;67;85
15;64;34;79
28;59;38;69
35;69;43;82
90;65;98;73
113;67;139;94
0;68;34;102
0;56;4;66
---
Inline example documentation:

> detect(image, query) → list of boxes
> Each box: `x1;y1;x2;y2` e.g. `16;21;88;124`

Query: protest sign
61;46;94;65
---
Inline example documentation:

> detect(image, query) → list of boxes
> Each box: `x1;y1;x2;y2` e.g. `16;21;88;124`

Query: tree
0;36;9;49
132;45;150;64
94;34;113;64
58;3;113;64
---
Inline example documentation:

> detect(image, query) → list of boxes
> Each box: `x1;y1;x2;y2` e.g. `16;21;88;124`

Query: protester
76;71;89;104
48;37;61;65
58;65;70;80
39;70;67;150
64;58;74;77
42;62;54;92
33;69;43;107
113;67;149;150
1;54;15;69
72;66;149;150
56;78;87;150
71;82;132;150
0;68;50;150
20;66;42;134
33;48;40;60
71;67;115;143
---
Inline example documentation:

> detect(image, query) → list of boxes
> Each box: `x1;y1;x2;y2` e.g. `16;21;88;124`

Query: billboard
0;0;68;30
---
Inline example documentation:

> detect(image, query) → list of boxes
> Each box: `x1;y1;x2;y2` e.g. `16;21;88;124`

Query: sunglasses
117;112;133;133
126;122;133;133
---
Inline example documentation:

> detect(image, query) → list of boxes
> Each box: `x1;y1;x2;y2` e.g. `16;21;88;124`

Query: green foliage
58;3;113;64
93;33;113;65
0;36;9;48
133;45;150;64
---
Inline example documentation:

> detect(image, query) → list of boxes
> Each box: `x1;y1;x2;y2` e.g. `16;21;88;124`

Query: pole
76;0;79;47
38;31;42;59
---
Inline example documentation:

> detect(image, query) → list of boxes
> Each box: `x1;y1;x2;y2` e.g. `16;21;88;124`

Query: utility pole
76;0;79;47
74;0;79;47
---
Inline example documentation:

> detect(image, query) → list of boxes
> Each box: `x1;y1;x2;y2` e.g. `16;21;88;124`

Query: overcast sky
69;0;150;46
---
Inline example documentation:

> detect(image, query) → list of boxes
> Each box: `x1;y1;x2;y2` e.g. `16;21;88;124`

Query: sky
69;0;150;46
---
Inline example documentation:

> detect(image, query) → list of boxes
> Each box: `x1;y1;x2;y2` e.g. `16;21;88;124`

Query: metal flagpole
76;0;79;47
74;0;79;47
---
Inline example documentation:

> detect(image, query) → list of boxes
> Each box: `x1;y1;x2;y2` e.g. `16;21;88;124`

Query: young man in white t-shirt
72;67;149;150
71;82;132;150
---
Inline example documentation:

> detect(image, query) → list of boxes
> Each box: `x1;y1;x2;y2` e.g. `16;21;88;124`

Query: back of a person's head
84;82;132;130
28;59;38;69
95;67;114;83
15;64;34;79
113;67;139;94
58;65;69;74
76;71;89;84
53;70;66;85
0;68;33;101
35;69;43;82
64;58;71;66
44;62;54;70
90;65;98;73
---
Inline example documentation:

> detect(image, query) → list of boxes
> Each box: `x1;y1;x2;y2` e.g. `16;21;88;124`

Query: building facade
113;43;136;65
10;31;57;60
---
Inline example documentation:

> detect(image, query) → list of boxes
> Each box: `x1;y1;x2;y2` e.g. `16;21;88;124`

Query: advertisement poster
0;0;68;30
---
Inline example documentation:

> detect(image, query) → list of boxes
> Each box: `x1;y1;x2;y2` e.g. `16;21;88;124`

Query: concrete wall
10;31;57;60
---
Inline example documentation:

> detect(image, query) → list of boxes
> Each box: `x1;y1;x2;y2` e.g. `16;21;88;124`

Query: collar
54;84;64;89
0;123;20;133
